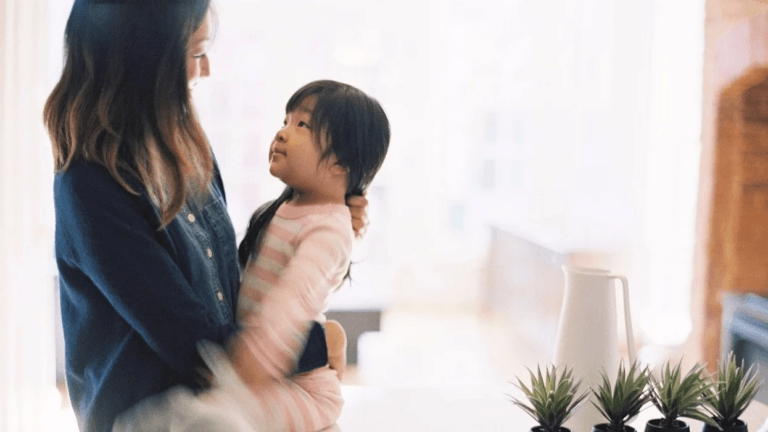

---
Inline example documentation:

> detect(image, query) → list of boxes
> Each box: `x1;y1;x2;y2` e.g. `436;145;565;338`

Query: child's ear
331;163;349;176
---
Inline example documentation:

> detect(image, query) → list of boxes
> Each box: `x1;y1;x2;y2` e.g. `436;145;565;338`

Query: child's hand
324;320;347;381
346;194;369;239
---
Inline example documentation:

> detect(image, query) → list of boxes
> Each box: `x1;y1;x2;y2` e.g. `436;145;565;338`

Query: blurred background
188;0;704;384
7;0;764;430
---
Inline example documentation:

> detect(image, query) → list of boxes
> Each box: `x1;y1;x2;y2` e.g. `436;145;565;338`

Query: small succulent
592;359;652;431
509;364;590;432
647;360;715;427
703;352;762;430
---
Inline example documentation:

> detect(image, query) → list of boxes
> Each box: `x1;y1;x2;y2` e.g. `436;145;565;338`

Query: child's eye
193;53;206;59
298;121;311;129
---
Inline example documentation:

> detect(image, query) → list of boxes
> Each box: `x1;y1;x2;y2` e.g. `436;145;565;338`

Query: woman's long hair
238;80;391;269
44;0;214;227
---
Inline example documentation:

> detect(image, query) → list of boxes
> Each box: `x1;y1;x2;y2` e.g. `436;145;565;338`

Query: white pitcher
553;266;636;432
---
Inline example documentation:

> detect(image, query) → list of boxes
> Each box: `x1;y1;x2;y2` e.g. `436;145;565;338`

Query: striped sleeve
238;215;351;378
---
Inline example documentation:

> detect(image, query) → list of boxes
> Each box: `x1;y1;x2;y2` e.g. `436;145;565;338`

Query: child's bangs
287;89;337;154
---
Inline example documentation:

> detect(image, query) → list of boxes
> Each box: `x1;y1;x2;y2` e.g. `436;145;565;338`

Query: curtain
0;0;60;430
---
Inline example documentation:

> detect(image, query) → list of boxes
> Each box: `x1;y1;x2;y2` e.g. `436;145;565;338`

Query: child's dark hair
237;80;391;269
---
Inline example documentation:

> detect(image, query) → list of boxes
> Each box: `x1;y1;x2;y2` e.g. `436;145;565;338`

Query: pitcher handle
610;275;636;363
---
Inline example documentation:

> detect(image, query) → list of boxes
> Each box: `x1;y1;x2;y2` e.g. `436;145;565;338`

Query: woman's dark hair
44;0;214;227
238;80;391;269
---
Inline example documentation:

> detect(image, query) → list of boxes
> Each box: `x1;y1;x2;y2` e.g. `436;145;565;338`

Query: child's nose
275;128;287;142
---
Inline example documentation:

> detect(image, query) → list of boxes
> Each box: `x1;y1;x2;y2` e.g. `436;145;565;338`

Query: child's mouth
270;149;286;161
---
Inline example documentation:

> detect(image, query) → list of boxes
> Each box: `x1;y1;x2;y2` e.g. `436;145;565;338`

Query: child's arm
227;319;346;385
230;216;352;385
227;331;272;385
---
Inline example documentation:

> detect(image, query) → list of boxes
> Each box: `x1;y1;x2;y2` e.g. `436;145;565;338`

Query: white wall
0;0;61;430
639;0;704;346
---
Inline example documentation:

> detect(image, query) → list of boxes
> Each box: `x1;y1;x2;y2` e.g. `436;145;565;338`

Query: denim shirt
54;161;326;432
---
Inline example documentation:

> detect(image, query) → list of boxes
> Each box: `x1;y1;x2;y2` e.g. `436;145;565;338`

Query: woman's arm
56;163;236;379
55;162;245;432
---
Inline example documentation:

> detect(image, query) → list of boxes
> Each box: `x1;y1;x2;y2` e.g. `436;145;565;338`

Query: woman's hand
194;365;216;389
346;194;369;239
324;320;347;381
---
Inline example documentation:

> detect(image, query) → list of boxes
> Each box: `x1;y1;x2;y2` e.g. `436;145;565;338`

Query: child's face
269;97;343;196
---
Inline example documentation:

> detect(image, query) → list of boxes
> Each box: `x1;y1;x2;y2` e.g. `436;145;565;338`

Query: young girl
116;80;390;432
220;79;390;431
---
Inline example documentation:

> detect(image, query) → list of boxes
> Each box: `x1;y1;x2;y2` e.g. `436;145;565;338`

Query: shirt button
187;213;196;223
217;292;224;301
207;248;213;258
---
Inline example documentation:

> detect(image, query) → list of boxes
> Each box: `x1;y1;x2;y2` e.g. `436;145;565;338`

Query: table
328;385;768;432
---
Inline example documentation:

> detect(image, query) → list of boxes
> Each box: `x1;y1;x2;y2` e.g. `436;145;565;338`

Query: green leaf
509;364;589;430
590;359;651;428
647;360;714;424
702;352;763;428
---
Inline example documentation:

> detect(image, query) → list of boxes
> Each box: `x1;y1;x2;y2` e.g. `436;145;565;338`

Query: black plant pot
592;424;637;432
645;418;690;432
531;427;571;432
701;419;748;432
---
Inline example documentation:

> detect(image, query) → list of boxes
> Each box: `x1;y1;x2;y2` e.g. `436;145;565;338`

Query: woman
43;2;361;431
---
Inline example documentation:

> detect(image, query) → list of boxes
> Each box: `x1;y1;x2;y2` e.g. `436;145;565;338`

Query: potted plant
646;360;715;432
509;364;590;432
591;359;652;432
701;352;762;432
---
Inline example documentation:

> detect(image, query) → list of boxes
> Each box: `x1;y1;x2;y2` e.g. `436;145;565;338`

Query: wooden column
696;0;768;370
705;68;768;369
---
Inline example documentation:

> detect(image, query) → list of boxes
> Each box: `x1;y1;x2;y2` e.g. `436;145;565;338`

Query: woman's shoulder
55;161;136;190
54;161;147;213
55;160;106;182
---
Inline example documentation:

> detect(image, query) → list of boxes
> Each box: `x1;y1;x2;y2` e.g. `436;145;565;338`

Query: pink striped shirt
237;202;353;379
